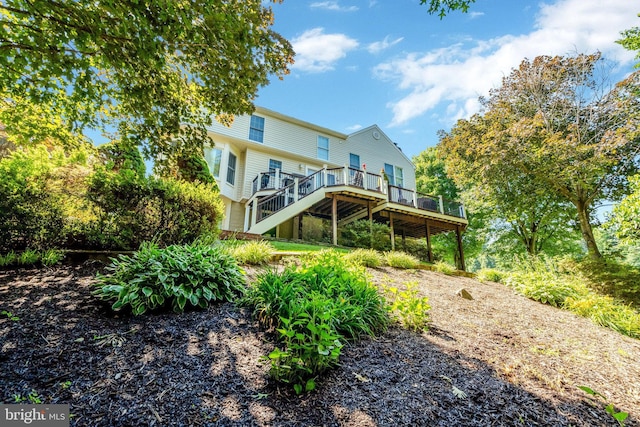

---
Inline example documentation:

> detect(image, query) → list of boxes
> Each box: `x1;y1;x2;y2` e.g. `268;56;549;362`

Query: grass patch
344;248;384;268
269;240;349;253
384;251;420;269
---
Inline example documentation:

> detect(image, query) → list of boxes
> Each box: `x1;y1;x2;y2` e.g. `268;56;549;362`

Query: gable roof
347;124;414;167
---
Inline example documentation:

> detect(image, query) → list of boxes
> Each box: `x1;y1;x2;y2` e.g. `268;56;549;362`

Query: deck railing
252;166;465;223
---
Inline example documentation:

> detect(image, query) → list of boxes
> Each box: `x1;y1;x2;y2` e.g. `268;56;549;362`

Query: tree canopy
618;17;640;68
439;53;640;260
420;0;476;18
0;0;294;160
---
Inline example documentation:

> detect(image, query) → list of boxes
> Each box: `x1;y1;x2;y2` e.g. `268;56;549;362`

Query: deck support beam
332;195;338;246
456;225;466;271
426;220;433;263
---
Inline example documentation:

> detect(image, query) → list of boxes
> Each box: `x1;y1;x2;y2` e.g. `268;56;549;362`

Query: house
204;107;468;269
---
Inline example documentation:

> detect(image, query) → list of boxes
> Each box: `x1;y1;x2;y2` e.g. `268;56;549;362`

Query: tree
618;17;640;68
606;175;640;243
439;53;640;260
420;0;476;18
0;0;294;161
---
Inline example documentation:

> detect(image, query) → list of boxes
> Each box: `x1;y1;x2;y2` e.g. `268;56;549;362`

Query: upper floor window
385;163;404;187
349;153;360;169
206;148;222;178
249;115;265;143
317;136;329;161
227;153;237;185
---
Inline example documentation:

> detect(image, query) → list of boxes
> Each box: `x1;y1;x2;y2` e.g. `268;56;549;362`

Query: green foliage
577;259;640;309
0;251;17;267
18;249;39;265
420;0;476;18
231;240;275;265
476;268;506;283
382;280;431;331
578;386;629;426
618;22;640;68
439;53;640;260
87;167;223;250
384;251;420;269
94;242;245;315
1;310;19;321
40;249;64;267
241;249;389;392
0;145;67;251
338;220;391;251
0;0;294;161
606;175;640;243
343;248;383;268
503;255;640;339
96;140;146;177
505;256;586;307
158;151;217;186
433;261;457;275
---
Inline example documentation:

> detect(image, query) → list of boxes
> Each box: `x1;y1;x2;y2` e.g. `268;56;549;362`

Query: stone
456;288;473;300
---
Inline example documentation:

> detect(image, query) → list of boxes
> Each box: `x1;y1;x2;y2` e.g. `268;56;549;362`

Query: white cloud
292;28;359;73
367;36;404;54
310;1;358;12
346;124;363;132
375;0;638;127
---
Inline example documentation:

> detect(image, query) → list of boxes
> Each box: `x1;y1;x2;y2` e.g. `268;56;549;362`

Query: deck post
438;195;444;214
425;220;433;262
456;225;466;271
251;200;258;229
275;168;281;188
332;195;338;246
243;204;250;232
362;165;368;190
343;164;348;185
294;177;300;201
389;212;395;251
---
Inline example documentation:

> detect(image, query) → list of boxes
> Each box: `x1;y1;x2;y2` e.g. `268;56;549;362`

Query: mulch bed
1;261;639;426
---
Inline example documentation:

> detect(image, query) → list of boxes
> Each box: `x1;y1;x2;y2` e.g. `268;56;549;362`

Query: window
249;115;265;143
206;148;222;178
349;153;360;169
226;153;237;185
317;136;329;160
384;163;395;185
268;159;282;173
395;166;404;187
384;163;404;187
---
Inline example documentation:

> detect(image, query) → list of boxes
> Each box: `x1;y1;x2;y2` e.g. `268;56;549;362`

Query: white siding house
204;106;468;268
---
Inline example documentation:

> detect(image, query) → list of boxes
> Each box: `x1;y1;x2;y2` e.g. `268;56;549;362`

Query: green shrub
40;249;64;267
565;294;640;339
338;220;391;251
18;249;39;265
0;145;67;251
343;248;383;268
241;249;389;392
505;272;584;307
94;242;245;315
88;168;224;250
231;240;274;265
433;260;456;275
0;251;17;267
382;280;431;331
476;268;506;283
384;251;420;269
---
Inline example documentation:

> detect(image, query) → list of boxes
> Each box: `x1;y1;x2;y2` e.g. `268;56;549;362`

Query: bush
231;240;274;265
87;168;224;250
0;145;67;251
565;294;640;339
94;242;245;315
382;280;431;332
476;268;506;283
384;251;420;269
433;261;456;275
343;248;383;268
338;220;391;251
241;249;389;392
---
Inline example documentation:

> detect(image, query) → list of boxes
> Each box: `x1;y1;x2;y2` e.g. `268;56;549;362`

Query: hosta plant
94;241;245;315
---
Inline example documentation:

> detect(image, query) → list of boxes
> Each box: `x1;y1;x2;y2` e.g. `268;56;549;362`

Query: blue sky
255;0;639;159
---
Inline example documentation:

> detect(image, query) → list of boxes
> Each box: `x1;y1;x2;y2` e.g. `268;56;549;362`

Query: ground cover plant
94;241;245;315
240;249;389;393
500;255;640;339
227;240;275;266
